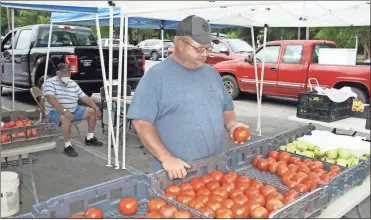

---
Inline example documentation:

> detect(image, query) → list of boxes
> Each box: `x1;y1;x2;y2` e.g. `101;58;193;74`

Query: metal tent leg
29;156;39;204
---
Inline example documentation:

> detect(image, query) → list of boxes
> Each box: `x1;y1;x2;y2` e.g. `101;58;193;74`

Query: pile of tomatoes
164;170;300;218
253;150;342;192
69;207;104;219
1;119;37;143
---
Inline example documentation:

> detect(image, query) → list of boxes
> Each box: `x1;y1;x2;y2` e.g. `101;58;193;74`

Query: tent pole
258;24;268;136
122;14;129;169
161;20;164;60
44;22;53;89
11;8;15;110
306;27;309;40
250;26;260;133
297;27;300;40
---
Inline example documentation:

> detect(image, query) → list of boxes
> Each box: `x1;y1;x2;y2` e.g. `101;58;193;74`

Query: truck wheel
151;52;159;61
222;75;240;100
350;87;368;103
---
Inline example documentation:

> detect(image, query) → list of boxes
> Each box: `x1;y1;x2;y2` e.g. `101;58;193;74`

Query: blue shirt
127;56;234;171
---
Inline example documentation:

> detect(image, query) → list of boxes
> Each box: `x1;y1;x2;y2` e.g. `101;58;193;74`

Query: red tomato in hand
268;150;279;160
329;165;341;174
85;207;103;219
147;198;166;213
119;198;138;216
233;126;250;142
250;206;269;218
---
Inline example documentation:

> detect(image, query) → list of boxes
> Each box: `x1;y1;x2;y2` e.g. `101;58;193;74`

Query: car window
15;30;33;50
255;45;281;63
36;27;97;47
312;44;336;63
212;42;228;53
282;44;303;64
227;39;253;53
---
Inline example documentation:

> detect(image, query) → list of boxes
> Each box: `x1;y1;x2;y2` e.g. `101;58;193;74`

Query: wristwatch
62;109;67;113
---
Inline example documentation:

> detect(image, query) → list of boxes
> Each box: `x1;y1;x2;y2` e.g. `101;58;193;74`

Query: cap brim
192;34;219;45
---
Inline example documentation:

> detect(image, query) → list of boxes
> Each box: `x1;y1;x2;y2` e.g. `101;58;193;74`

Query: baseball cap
57;63;71;72
176;15;219;45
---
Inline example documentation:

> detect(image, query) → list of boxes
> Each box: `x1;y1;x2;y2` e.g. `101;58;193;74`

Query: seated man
43;63;103;157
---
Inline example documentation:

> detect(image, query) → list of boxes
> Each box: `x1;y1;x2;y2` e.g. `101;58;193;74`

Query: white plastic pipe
44;23;53;88
257;25;268;136
11;9;15;110
122;14;129;169
250;26;260;134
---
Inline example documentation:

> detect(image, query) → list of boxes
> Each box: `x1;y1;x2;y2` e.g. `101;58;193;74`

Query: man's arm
79;96;99;111
45;95;66;113
224;110;238;132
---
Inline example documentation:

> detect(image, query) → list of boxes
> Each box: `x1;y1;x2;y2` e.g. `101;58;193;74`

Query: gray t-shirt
127;56;234;171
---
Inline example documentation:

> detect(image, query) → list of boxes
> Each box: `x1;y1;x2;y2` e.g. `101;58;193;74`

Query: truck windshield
312;44;336;63
36;27;97;47
227;39;253;53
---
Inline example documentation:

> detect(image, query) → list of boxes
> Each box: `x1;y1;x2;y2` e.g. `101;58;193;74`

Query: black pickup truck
0;24;145;96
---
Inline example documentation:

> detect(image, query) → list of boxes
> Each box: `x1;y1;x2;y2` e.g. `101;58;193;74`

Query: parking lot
1;60;369;218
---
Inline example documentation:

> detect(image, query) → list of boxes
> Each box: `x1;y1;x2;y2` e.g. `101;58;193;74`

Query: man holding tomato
127;15;250;179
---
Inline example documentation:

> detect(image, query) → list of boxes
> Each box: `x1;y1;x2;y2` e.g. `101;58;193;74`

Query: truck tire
350;87;368;104
222;75;240;100
151;51;159;61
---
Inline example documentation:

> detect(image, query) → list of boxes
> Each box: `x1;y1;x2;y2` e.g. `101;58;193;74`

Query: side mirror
219;48;229;55
244;54;253;63
3;44;11;50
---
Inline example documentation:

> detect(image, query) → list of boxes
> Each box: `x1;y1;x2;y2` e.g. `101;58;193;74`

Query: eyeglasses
181;40;212;53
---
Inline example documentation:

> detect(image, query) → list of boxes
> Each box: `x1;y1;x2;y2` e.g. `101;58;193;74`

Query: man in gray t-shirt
127;15;250;179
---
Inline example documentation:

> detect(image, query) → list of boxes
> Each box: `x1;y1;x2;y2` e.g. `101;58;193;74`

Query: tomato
221;182;236;193
287;164;299;173
329;165;341;174
307;172;321;181
70;214;85;219
253;157;263;167
210;194;224;202
221;174;237;184
212;187;228;200
165;184;182;197
85;207;103;219
180;183;194;191
210;170;224;183
235;176;251;186
289;157;301;165
266;199;284;213
232;194;249;205
283;196;296;204
320;174;332;184
266;157;277;165
327;171;336;178
190;178;205;191
222;199;235;209
197;195;210;204
147;198;166;213
250;180;264;189
206;180;220;191
159;205;177;218
308;162;321;172
165;192;177;200
17;131;26;137
236;182;250;191
206;200;223;212
225;171;238;177
259;185;277;197
15;120;24;127
244;187;260;197
277;165;289;177
188;198;205;210
293;183;309;192
201;174;214;184
278;152;291;163
31;129;37;137
268;150;279;160
303;179;319;192
199;206;216;218
231;204;249;218
277;161;288;167
144;212;162;219
303;159;312;166
22;120;32;126
1;134;10;143
215;211;233;219
246;201;261;213
250;206;269;219
228;188;244;199
284;189;299;200
173;210;192;219
196;188;210;197
256;159;269;171
282;179;298;188
176;194;194;205
293;172;309;184
215;207;233;217
233;126;250;142
314;169;326;178
297;166;311;174
265;192;284;202
119;198;138;216
8;121;16;128
269;162;279;173
247;193;266;207
182;188;196;196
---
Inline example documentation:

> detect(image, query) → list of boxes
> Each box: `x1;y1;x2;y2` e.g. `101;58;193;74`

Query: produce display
278;140;369;167
0;119;37;143
253;151;342;192
163;170;301;218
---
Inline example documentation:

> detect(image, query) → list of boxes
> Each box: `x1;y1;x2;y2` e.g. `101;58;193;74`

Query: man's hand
161;156;191;180
63;111;73;121
94;108;102;119
228;122;251;144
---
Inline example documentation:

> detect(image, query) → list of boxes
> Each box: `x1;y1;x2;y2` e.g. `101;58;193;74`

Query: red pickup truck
213;40;371;103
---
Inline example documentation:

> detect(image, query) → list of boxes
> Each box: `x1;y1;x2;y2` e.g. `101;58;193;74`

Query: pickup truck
168;38;253;65
213;40;371;103
0;24;145;96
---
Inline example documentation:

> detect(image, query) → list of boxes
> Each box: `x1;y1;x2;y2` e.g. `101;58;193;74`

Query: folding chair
30;87;85;143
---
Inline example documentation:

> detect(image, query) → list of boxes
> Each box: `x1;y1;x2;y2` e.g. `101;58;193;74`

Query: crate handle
308;78;320;91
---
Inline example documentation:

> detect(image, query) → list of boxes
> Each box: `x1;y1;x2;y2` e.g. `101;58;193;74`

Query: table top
1;141;56;158
318;175;370;218
288;115;370;134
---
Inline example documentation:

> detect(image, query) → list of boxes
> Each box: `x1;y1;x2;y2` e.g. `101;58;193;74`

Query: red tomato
201;174;214;184
329;165;341;174
31;129;37;137
15;120;24;127
197;195;210;204
212;187;228;200
246;201;261;213
190;178;205;191
256;159;269;171
233;126;250;142
303;159;313;166
282;179;298;188
284;189;299;200
289;157;301;165
250;180;264;189
314;169;326;178
182;189;196;198
210;170;224;183
321;174;332;184
278;152;291;163
199;206;216;218
250;206;269;219
260;185;277;197
266;157;277;165
294;183;309;192
253;157;263;167
8;121;16;128
210;194;224;203
1;134;10;143
228;188;244;199
235;176;251;186
196;188;210;197
297;166;311;174
303;179;319;192
147;198;166;213
287;164;299;173
173;210;192;219
165;184;182;197
221;182;236;193
293;172;309;184
159;205;178;218
269;162;279;174
119;197;138;216
283;196;296;204
206;200;223;212
266;199;284;213
176;194;194;205
225;171;238;177
206;180;220;191
180;183;194;191
145;212;163;219
187;198;205;210
308;162;321;172
70;214;85;219
215;207;233;217
277;161;288;167
247;193;266;207
222;199;235;209
244;187;260;197
85;207;103;219
236;182;250;191
277;165;289;177
221;174;237;184
232;194;249;206
231;204;249;218
265;192;284;203
215;210;233;219
327;171;336;178
268;151;279;160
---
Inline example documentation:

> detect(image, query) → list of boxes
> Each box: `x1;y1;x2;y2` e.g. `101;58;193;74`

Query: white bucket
1;171;20;218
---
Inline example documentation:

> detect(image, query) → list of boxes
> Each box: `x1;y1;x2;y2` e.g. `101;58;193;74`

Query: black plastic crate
366;106;370;130
351;105;369;118
296;92;353;122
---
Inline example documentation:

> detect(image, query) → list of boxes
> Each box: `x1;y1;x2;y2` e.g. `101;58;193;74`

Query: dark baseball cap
57;63;71;72
176;15;219;45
